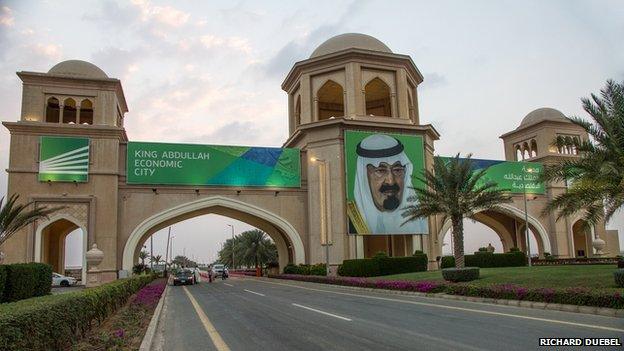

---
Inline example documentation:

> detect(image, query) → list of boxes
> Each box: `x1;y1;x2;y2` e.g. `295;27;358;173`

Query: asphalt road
156;277;624;351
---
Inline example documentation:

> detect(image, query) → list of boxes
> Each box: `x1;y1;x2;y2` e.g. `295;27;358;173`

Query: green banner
344;131;428;235
441;157;545;195
39;136;89;182
127;141;300;187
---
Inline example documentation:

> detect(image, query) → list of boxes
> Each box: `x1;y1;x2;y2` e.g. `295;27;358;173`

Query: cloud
0;6;14;27
90;47;146;79
420;72;448;90
31;43;62;61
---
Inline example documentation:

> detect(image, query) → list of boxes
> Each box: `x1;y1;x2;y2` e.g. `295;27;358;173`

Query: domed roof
519;107;568;128
310;33;392;58
48;60;108;79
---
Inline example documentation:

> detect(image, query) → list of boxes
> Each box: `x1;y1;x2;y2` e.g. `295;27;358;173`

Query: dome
519;107;568;128
48;60;108;79
310;33;392;58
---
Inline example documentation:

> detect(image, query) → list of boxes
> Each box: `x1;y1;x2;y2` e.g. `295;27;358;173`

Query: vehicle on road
52;272;78;287
172;269;196;286
212;264;226;277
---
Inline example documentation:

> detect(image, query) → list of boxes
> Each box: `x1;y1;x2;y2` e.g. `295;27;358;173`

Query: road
154;277;624;351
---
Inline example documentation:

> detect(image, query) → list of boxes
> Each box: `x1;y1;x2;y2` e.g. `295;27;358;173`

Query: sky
0;0;622;266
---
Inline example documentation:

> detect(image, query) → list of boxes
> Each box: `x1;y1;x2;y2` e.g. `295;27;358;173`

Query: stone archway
437;204;551;256
34;214;88;284
121;196;305;272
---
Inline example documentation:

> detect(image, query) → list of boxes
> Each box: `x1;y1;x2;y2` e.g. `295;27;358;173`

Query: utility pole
150;235;153;270
228;224;235;269
164;227;171;275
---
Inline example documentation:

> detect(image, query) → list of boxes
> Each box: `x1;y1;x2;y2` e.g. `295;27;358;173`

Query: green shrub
0;266;6;302
0;275;153;351
338;259;380;277
614;269;624;288
3;263;52;302
617;259;624;269
283;264;326;276
440;252;527;268
442;267;480;282
308;264;326;276
413;250;424;255
509;247;520;252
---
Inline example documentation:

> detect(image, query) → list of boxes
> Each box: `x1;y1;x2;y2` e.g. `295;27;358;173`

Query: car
172;269;195;286
52;272;78;287
212;264;226;277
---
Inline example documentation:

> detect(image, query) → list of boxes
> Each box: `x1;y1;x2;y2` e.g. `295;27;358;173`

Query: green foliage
338;254;428;277
218;230;277;269
2;263;52;302
0;275;153;351
283;264;326;276
541;80;624;225
617;259;624;269
402;154;512;269
133;263;147;275
509;247;520;252
413;250;424;255
0;194;61;246
614;269;624;288
373;251;388;259
0;266;5;301
441;252;527;269
442;267;480;282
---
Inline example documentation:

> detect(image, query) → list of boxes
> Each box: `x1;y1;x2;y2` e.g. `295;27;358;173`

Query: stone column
59;103;64;123
86;243;104;287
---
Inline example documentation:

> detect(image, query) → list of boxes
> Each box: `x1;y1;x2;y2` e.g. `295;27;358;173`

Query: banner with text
441;157;545;195
127;141;300;187
39;136;90;182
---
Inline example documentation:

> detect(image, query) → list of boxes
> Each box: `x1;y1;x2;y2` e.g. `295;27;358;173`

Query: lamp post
311;156;331;276
523;167;535;267
227;224;235;269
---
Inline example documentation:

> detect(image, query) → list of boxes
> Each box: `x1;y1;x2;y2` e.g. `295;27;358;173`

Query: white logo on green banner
39;136;90;182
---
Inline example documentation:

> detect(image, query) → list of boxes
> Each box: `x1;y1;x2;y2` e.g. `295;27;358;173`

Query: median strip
244;289;265;296
183;286;231;351
292;303;352;321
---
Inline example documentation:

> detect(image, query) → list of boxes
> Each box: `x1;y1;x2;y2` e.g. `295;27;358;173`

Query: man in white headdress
348;134;428;234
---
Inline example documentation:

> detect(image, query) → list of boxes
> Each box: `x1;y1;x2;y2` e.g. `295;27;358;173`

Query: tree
237;230;277;268
541;80;624;226
402;154;511;268
0;194;61;248
151;254;162;267
139;250;149;266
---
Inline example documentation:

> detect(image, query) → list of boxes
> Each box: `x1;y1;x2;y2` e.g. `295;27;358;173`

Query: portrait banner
344;131;428;235
127;141;300;187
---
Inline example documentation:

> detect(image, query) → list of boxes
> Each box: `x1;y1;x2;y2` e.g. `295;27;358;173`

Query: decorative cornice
2;121;128;141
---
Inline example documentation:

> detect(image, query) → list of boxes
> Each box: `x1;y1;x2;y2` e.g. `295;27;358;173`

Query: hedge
283;264;326;276
338;254;428;277
2;263;52;303
441;252;527;268
0;266;6;302
0;274;153;351
442;267;480;282
615;269;624;288
273;275;624;309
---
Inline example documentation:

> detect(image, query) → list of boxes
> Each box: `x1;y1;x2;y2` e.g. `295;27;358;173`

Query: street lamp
523;167;536;267
311;156;331;276
227;224;235;269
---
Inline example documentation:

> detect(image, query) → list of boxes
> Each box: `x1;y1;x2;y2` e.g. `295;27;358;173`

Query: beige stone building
1;33;619;284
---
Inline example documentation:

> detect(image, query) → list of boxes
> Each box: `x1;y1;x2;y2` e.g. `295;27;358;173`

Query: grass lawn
373;265;622;290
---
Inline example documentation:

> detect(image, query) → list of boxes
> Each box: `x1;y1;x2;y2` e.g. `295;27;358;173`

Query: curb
139;282;169;351
261;277;623;318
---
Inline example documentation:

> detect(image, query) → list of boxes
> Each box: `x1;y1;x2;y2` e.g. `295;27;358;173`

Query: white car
52;272;78;287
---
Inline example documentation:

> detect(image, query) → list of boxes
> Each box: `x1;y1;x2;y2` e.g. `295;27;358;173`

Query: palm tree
151;254;162;267
237;230;277;269
139;250;149;266
402;154;512;268
541;80;624;226
0;194;61;256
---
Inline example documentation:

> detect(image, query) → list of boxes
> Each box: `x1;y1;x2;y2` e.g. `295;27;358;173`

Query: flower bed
272;274;624;309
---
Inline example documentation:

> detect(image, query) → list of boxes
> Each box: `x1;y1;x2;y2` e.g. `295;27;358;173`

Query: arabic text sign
127;141;301;187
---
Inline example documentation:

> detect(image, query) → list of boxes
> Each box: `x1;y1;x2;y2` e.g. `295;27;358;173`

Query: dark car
172;269;195;286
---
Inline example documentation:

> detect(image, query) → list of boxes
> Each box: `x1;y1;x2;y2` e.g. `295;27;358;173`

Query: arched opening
80;99;93;125
63;98;77;124
122;196;305;273
530;139;538;157
522;142;530;159
515;145;523;161
363;235;413;258
45;97;60;123
365;78;391;117
294;95;301;126
442;219;505;256
36;217;87;285
572;220;590;257
316;80;344;121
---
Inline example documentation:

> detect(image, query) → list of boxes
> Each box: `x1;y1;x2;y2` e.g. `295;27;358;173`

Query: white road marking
223;283;234;287
183;286;231;351
254;280;624;333
244;289;265;296
292;303;352;321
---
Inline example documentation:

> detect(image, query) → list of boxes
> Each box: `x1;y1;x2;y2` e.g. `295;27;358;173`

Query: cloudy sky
0;0;623;266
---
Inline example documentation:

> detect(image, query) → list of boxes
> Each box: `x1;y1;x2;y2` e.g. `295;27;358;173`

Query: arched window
63;98;76;124
515;145;523;161
530;139;538;158
316;80;344;121
365;78;391;117
294;95;301;126
522;142;530;159
80;99;93;125
46;97;60;123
